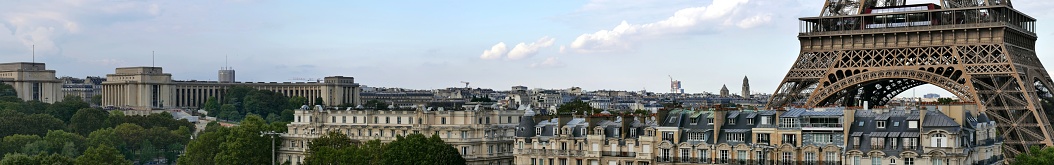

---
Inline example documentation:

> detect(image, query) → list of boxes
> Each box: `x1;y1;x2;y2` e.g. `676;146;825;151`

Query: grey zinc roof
515;115;536;137
780;109;806;118
727;111;740;118
801;110;843;116
875;114;890;120
725;129;751;133
744;111;758;118
922;110;960;128
900;132;920;138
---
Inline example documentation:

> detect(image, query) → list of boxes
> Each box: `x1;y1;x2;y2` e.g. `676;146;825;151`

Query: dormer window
748;118;754;125
908;121;918;128
877;121;886;129
708;118;714;125
536;128;542;136
690;117;699;125
729;118;736;124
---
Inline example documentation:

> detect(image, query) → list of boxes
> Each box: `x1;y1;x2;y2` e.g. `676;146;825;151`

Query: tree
1014;146;1054;165
0;153;37;164
281;109;295;122
46;95;91;122
177;122;229;165
70;108;109;135
365;100;387;110
289;96;308;110
86;128;123;153
137;140;159;164
75;145;132;165
381;134;465;165
43;130;87;157
0;109;66;138
0;134;42;156
303;132;360;164
219;104;238;121
90;95;102;106
36;153;75;164
0;83;18;102
214;115;283;165
557;99;598;115
937;98;958;104
204;96;220;117
314;97;325;106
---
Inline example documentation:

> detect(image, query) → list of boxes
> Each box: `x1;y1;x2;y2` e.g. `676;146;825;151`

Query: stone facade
0;62;62;103
514;105;1004;165
279;106;524;165
100;67;360;110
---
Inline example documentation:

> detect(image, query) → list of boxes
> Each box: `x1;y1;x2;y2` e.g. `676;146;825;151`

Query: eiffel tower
767;0;1053;156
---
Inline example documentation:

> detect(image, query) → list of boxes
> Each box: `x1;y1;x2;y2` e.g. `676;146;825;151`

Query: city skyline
3;0;1054;97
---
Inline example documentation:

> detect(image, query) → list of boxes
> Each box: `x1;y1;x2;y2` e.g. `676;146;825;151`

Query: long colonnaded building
279;105;525;165
0;62;63;103
100;66;361;113
513;104;1003;165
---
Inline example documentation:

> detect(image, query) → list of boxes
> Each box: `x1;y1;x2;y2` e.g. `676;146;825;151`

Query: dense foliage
301;132;465;165
211;86;306;122
0;84;194;164
178;114;288;165
1014;146;1054;165
557;99;600;115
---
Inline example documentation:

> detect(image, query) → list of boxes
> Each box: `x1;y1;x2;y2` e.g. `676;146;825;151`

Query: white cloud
480;42;507;60
0;0;162;56
567;0;771;53
530;57;564;68
507;36;555;60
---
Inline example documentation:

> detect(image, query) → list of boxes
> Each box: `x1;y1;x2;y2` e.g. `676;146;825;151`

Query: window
890;137;898;149
461;131;468;139
853;137;860;149
877;121;886;128
442;117;447;124
342;116;346;123
729;118;736;124
908;121;918;128
858;121;864;127
761;116;770;125
531;158;537;165
737;150;746;162
853;156;860;165
683;149;691;162
932;159;941;165
385;117;390;123
904;138;918;149
872;158;880;165
814;134;832;144
890;158;896;165
904;158;914;165
804;152;816;165
353;116;357;123
699;150;709;161
397;117;402;124
893;122;899;127
782;152;793;165
757;133;771;144
331;116;335;123
871;137;885;149
730;133;745;142
783;134;797;145
720;150;729;163
825;152;837;164
748;118;754;125
708;118;714;125
931;134;947;147
374;117;378;123
409;117;413;124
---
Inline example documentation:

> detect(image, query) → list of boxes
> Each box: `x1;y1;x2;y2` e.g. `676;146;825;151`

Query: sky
2;0;1054;98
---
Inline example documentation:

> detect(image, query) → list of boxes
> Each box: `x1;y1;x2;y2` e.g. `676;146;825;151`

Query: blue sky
2;0;1054;98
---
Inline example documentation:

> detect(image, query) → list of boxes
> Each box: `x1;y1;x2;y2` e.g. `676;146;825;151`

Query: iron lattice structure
768;0;1053;156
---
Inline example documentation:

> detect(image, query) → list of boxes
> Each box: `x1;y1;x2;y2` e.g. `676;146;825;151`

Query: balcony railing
801;123;843;128
600;151;636;157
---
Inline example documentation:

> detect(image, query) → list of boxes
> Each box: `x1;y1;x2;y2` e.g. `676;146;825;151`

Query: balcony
801;123;844;131
600;151;636;157
798;6;1037;37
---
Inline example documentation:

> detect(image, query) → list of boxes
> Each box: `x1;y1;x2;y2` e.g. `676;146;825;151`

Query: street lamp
261;131;283;165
